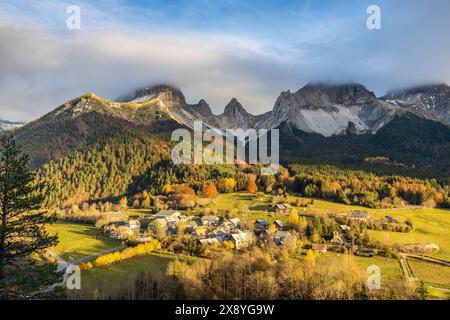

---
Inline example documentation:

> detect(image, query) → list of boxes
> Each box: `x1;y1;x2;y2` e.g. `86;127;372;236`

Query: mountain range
119;82;450;136
8;82;450;176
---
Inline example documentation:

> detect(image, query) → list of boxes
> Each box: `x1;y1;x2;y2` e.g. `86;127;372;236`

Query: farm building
348;210;370;222
385;215;399;223
201;215;221;227
151;210;182;230
273;203;292;213
311;243;327;253
274;220;286;231
152;210;181;222
254;220;269;231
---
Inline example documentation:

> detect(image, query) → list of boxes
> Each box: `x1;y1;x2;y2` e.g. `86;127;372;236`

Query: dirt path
69;245;125;265
47;245;125;270
404;254;450;267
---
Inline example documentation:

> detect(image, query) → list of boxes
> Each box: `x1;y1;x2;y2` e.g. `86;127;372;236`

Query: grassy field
210;192;450;295
47;221;121;261
353;255;404;287
317;253;404;289
208;192;290;223
408;259;450;288
210;193;450;261
367;208;450;261
69;253;173;299
209;192;450;259
295;196;450;261
47;221;174;299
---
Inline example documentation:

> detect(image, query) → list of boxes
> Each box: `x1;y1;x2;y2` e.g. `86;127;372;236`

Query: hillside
13;92;182;168
279;113;450;178
0;119;23;131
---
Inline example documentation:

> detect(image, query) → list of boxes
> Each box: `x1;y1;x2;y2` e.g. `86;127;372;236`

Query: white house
231;231;254;250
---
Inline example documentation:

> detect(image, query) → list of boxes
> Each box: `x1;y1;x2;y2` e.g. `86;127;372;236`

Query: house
209;228;229;241
135;237;154;243
330;231;345;246
151;210;182;230
191;227;208;239
274;231;291;245
110;226;139;240
201;215;221;227
231;231;254;250
311;243;327;253
152;210;181;222
127;220;141;230
385;215;399;223
199;237;221;247
185;220;201;233
254;220;269;231
348;210;370;222
106;220;141;238
274;220;286;231
227;218;241;229
273;203;292;213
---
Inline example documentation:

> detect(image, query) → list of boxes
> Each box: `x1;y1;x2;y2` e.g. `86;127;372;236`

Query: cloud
0;25;295;120
0;0;449;121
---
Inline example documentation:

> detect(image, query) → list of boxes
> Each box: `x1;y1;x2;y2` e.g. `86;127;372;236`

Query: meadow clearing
47;222;122;261
69;253;173;299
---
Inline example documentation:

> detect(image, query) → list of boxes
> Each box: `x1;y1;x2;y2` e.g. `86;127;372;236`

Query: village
101;201;419;257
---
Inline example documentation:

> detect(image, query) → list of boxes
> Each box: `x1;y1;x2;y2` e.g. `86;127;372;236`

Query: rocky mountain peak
217;98;256;129
382;83;450;126
223;98;248;116
129;84;186;109
294;83;376;106
266;83;398;137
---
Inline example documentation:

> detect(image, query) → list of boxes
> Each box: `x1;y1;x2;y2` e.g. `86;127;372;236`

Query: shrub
79;262;93;270
94;240;161;267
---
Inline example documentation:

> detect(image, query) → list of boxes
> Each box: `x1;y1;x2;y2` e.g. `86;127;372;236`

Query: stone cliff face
254;83;399;136
383;84;450;126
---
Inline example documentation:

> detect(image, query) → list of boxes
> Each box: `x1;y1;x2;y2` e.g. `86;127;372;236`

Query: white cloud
0;0;449;122
0;24;293;120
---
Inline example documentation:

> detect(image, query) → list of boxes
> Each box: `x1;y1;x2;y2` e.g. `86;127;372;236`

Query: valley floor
47;193;450;300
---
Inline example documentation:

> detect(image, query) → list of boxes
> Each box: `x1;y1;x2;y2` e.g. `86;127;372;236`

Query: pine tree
0;134;58;279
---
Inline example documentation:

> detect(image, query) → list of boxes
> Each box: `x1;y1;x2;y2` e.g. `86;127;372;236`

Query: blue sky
0;0;449;121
